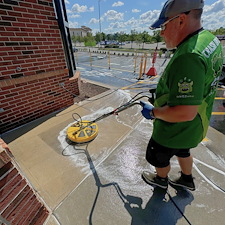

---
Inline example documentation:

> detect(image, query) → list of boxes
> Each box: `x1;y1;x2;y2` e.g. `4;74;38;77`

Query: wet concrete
2;87;225;225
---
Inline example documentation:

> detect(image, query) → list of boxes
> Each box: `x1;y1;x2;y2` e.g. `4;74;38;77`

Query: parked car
72;47;78;52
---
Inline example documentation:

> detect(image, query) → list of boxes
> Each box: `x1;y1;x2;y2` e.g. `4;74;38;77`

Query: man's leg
168;155;195;191
142;165;170;189
142;138;172;189
156;164;171;178
177;155;193;175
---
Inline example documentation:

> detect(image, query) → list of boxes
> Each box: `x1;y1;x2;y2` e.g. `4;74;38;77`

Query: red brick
9;37;24;42
1;185;30;218
8;11;23;17
17;202;42;225
23;71;36;76
35;14;47;20
0;178;26;212
29;18;41;24
38;24;49;29
0;151;11;166
40;10;50;16
0;9;7;15
0;168;18;189
32;4;45;10
11;22;27;27
0;46;13;51
27;8;40;14
0;37;9;42
29;33;40;37
2;70;15;76
16;32;29;37
6;189;34;223
0;173;23;199
8;51;22;56
13;6;28;13
17;17;30;23
15;195;38;225
33;28;45;33
0;162;13;176
32;207;49;225
1;31;15;37
19;2;33;8
20;27;33;32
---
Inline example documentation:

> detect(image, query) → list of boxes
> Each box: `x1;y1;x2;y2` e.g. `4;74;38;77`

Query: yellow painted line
121;83;139;90
123;87;152;90
121;80;158;90
202;137;209;142
215;97;225;100
212;112;225;115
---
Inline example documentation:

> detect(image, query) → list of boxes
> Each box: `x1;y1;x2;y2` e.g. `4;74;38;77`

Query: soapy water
58;89;225;192
57;90;156;191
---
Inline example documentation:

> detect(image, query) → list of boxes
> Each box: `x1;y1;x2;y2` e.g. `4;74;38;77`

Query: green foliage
209;27;225;35
152;30;163;43
83;33;96;46
72;27;224;48
84;41;96;47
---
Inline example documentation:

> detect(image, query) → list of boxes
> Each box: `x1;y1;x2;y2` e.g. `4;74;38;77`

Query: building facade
0;0;80;134
69;26;92;37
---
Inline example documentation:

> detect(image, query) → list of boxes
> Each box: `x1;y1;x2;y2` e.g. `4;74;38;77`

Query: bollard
143;53;147;75
90;52;92;70
134;51;137;74
108;51;111;70
75;51;78;65
138;55;144;80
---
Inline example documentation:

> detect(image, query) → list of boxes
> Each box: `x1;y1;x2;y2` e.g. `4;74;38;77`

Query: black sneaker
169;175;195;191
142;171;168;189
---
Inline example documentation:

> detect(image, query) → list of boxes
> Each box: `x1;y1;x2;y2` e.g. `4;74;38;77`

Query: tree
101;32;106;41
140;31;150;49
210;27;225;35
152;30;162;44
95;32;101;43
84;33;96;46
106;34;114;41
130;30;138;49
118;32;127;47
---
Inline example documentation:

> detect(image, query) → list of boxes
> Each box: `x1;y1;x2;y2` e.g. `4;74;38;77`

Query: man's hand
140;101;155;120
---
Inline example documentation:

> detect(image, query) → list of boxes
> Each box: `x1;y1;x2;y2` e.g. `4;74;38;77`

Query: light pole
98;0;102;47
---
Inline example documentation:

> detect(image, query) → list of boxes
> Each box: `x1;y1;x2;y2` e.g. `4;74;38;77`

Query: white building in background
69;26;92;37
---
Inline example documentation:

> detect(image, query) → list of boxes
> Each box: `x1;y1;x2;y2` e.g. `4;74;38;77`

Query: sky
65;0;225;34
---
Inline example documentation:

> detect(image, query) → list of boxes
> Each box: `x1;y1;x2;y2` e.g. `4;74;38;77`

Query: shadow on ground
62;144;194;225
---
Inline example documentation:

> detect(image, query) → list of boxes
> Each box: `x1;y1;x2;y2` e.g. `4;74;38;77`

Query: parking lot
75;50;225;135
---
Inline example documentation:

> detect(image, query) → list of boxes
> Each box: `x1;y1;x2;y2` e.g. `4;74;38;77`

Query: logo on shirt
178;77;193;94
212;52;223;78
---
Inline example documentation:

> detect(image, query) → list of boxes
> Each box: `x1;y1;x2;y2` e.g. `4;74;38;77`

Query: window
53;0;76;77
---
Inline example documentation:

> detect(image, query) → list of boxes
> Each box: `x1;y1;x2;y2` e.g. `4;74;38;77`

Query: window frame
53;0;76;77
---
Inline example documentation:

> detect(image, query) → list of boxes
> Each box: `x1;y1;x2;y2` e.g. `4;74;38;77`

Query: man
140;0;223;191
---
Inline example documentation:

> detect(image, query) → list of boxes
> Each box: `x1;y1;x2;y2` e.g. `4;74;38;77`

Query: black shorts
146;138;191;168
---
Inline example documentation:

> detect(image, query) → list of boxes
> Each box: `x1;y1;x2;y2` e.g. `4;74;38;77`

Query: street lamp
98;0;102;47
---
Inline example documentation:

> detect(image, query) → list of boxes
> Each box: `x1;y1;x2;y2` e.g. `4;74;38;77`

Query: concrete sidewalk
3;88;225;225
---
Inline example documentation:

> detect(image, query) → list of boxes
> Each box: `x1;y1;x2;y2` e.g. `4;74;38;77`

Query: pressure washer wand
72;95;150;135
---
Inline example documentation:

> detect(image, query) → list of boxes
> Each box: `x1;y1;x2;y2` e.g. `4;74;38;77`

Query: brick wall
0;0;79;134
0;139;50;224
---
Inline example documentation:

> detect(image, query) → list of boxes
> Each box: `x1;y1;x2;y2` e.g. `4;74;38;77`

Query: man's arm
153;105;199;122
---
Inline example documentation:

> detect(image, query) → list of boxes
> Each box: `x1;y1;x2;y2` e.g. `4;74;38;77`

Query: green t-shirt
152;30;223;149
